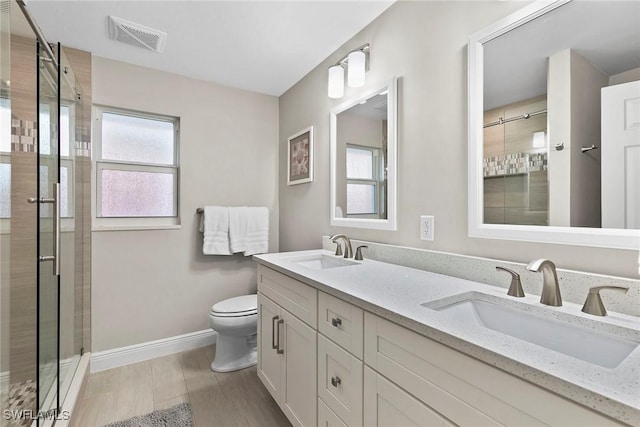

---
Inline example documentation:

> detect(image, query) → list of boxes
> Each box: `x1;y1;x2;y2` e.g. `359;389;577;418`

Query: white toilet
209;294;258;372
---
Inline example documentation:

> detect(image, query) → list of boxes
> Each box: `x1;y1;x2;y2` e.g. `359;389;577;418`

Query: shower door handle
27;182;60;276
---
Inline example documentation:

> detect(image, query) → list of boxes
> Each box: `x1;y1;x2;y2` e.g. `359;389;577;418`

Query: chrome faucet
526;259;562;306
330;234;353;258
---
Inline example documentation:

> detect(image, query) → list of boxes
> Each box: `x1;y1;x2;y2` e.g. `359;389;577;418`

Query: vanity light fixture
328;65;345;99
348;50;366;87
327;43;370;99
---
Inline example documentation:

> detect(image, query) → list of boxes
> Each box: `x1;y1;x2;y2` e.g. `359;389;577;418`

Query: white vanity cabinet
364;312;623;426
256;259;629;427
257;266;317;427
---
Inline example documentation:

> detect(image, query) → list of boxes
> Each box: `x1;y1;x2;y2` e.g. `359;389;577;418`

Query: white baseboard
91;329;216;373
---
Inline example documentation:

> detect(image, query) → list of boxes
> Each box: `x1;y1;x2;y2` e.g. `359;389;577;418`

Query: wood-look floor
73;345;291;427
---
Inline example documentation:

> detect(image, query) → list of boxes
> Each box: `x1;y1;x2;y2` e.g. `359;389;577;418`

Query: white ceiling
483;0;640;110
25;0;395;96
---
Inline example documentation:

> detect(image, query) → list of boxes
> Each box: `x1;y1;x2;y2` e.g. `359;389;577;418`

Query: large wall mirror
468;0;640;249
331;78;397;230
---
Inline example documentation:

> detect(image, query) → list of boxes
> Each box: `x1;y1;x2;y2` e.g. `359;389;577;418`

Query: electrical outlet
420;215;434;241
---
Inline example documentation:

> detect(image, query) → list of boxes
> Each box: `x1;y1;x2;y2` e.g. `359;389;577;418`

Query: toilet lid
211;294;257;317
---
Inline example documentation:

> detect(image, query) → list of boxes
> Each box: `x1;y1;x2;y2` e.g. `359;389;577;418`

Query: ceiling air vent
107;16;166;53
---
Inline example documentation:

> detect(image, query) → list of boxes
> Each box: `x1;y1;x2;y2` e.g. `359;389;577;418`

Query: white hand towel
201;206;232;255
243;207;269;256
229;206;249;253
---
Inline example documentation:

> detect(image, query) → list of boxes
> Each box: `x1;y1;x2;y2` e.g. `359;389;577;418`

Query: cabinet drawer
258;265;317;328
318;335;363;427
319;398;348;427
318;292;363;359
364;313;621;426
363;366;454;427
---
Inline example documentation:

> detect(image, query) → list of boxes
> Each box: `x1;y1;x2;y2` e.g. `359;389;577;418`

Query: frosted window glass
347;183;376;214
39;104;51;156
1;99;10;153
60;106;70;157
60;166;69;218
101;169;175;217
347;147;373;179
102;113;174;165
0;164;10;218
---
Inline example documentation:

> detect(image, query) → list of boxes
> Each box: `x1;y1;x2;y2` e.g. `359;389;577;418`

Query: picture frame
287;125;314;185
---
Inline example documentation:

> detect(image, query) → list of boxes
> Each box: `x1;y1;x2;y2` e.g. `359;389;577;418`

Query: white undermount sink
290;254;359;270
422;292;639;369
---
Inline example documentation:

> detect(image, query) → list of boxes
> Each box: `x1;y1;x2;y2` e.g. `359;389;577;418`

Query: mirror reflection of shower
483;96;548;226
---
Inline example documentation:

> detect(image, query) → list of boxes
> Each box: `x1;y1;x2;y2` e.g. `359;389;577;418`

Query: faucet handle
581;286;629;316
355;245;368;261
334;242;343;256
496;266;525;298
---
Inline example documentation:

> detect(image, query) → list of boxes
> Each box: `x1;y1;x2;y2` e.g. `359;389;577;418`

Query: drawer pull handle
331;376;341;387
271;315;279;350
276;319;285;354
331;317;342;328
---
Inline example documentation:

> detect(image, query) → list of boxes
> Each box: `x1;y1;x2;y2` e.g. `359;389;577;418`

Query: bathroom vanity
254;250;639;427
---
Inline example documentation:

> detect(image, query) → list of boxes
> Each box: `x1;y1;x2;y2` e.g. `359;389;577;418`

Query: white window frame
93;105;180;230
346;144;381;216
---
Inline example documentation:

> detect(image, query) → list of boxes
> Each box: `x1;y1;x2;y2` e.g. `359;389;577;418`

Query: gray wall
91;57;279;352
278;1;639;279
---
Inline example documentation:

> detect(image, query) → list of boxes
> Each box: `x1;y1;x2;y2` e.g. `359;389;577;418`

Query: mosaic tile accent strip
75;140;91;158
7;380;36;426
483;152;547;177
11;119;36;153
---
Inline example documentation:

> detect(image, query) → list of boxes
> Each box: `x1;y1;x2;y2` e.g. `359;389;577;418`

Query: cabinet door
257;292;281;402
318;334;362;426
280;309;317;427
319;398;349;427
363;367;454;427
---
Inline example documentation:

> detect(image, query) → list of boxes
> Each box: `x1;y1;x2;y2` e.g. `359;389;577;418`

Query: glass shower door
35;43;59;413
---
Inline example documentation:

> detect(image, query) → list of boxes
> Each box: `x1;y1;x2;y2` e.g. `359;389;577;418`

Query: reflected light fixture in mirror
327;43;370;99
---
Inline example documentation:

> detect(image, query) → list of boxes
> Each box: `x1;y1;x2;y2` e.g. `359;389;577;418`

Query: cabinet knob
331;376;341;387
331;317;342;328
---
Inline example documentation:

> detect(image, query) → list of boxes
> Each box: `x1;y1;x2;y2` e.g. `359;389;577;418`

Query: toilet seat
210;294;257;317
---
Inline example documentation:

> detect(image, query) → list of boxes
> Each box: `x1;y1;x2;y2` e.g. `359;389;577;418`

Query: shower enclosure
483;96;549;226
1;1;91;424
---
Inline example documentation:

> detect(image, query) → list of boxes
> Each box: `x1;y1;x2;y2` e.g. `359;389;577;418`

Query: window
346;144;382;215
1;97;10;220
94;106;179;228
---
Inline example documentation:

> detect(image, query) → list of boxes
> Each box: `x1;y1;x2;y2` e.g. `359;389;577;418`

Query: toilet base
211;333;257;373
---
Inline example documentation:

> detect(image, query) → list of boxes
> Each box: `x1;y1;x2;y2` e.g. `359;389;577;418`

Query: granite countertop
254;249;640;424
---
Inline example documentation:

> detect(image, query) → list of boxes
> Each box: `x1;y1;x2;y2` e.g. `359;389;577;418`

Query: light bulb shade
328;65;345;99
347;50;366;88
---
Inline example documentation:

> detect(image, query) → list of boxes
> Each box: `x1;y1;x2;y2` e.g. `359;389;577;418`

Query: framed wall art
287;126;314;185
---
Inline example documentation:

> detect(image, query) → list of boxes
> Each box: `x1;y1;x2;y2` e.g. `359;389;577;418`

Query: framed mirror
331;78;397;230
468;0;640;249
